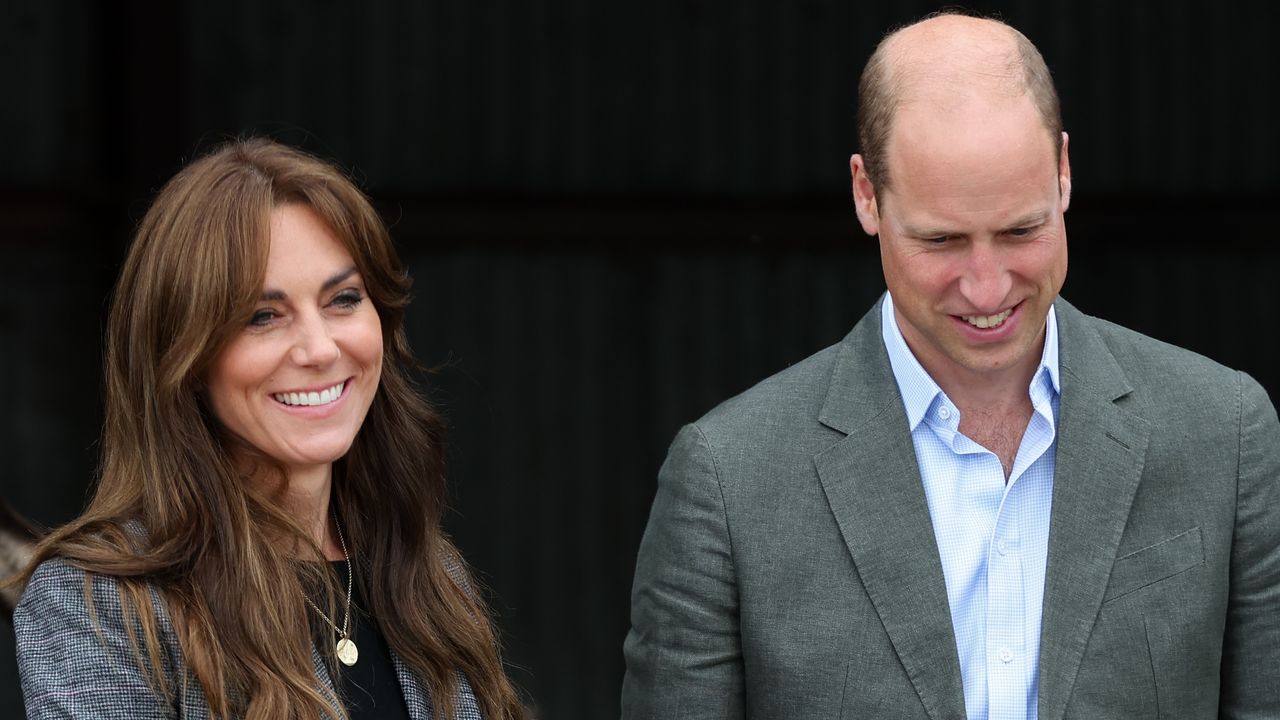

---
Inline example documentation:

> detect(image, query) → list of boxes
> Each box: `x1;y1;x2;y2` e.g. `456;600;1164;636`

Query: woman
9;138;524;719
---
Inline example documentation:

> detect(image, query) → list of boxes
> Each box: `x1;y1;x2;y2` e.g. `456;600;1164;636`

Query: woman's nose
289;315;341;367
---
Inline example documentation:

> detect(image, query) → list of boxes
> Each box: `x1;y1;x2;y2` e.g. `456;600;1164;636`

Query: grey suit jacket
15;558;481;719
622;298;1280;719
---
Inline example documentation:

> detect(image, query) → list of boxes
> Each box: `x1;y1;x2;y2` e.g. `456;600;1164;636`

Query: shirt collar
880;292;1061;431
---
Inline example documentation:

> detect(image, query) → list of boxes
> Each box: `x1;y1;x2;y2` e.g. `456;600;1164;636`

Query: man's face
851;95;1071;390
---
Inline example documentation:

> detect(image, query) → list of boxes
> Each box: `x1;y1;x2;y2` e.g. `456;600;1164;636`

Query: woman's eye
249;309;277;326
332;290;364;309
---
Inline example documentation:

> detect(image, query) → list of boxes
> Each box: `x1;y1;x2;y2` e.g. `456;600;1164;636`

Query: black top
325;560;412;720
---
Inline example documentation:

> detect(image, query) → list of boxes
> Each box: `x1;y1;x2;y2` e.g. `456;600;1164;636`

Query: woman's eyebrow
320;266;358;292
258;267;358;301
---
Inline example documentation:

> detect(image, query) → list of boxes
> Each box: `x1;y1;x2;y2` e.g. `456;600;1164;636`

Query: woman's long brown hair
14;138;523;719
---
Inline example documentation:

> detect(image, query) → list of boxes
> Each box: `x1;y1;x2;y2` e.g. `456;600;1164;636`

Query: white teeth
963;309;1012;329
274;381;345;407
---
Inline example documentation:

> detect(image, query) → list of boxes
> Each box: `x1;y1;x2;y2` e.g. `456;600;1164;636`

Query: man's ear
850;154;880;237
1059;132;1072;212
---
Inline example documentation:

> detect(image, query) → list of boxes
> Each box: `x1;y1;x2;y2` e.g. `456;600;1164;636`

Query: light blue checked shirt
881;293;1060;720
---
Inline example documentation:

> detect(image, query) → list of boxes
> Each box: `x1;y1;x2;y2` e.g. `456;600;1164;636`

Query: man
622;12;1280;720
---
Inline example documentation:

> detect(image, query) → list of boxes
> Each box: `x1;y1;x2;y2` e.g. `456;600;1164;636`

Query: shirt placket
986;479;1027;720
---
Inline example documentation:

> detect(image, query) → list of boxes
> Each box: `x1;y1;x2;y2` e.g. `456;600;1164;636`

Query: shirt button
997;540;1009;556
938;406;952;420
999;647;1013;663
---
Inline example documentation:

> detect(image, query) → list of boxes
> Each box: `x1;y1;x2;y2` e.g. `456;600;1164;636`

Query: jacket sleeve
15;559;176;719
1219;373;1280;719
622;424;744;720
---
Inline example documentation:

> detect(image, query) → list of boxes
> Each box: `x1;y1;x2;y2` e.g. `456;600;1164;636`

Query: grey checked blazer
623;297;1280;719
16;558;482;719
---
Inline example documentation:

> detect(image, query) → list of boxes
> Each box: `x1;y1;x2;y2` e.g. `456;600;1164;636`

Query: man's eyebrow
899;222;955;239
899;211;1053;239
258;266;359;301
1006;211;1051;229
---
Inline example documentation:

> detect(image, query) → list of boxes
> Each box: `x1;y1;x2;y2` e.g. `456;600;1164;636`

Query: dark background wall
2;1;1277;718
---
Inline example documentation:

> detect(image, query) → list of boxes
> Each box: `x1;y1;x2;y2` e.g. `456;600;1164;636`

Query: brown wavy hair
12;138;523;719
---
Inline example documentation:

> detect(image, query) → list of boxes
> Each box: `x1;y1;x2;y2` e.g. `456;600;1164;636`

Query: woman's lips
272;379;347;407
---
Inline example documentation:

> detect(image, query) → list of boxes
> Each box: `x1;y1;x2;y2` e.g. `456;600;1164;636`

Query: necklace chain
303;511;353;641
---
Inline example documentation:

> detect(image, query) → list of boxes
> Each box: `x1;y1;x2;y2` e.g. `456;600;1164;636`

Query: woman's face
206;203;383;478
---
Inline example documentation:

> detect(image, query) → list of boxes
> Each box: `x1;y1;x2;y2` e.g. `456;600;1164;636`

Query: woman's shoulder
15;557;183;718
16;556;166;647
18;530;152;605
18;557;105;616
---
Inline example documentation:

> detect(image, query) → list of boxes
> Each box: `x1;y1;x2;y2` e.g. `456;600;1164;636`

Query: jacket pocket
1102;526;1203;603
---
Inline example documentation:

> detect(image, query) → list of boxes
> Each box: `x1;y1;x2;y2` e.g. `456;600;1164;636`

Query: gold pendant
336;637;359;666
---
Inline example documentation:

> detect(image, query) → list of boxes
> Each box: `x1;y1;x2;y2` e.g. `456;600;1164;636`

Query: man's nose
956;242;1013;312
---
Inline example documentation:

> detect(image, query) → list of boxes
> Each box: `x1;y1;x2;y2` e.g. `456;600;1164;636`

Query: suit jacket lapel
392;653;433;719
311;646;345;719
392;654;482;720
1037;300;1151;720
814;301;968;720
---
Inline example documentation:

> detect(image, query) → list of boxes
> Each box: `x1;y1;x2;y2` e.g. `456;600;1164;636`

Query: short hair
856;11;1063;197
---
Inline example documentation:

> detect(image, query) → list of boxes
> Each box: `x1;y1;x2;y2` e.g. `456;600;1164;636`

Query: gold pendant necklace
335;637;359;667
304;511;358;666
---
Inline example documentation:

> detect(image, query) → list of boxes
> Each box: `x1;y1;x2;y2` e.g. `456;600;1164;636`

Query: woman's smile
205;204;383;475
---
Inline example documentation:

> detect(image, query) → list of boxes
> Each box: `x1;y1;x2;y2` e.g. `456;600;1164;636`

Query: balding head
856;12;1062;197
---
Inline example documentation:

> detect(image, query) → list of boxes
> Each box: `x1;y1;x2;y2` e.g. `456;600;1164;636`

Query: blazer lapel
1036;300;1151;720
392;653;433;719
311;645;345;719
814;302;968;720
391;654;483;720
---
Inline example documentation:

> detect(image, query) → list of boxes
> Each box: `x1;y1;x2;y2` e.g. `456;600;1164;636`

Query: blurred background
2;0;1277;717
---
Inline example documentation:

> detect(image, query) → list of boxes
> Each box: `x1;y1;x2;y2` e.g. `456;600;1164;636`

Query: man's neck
930;362;1038;416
